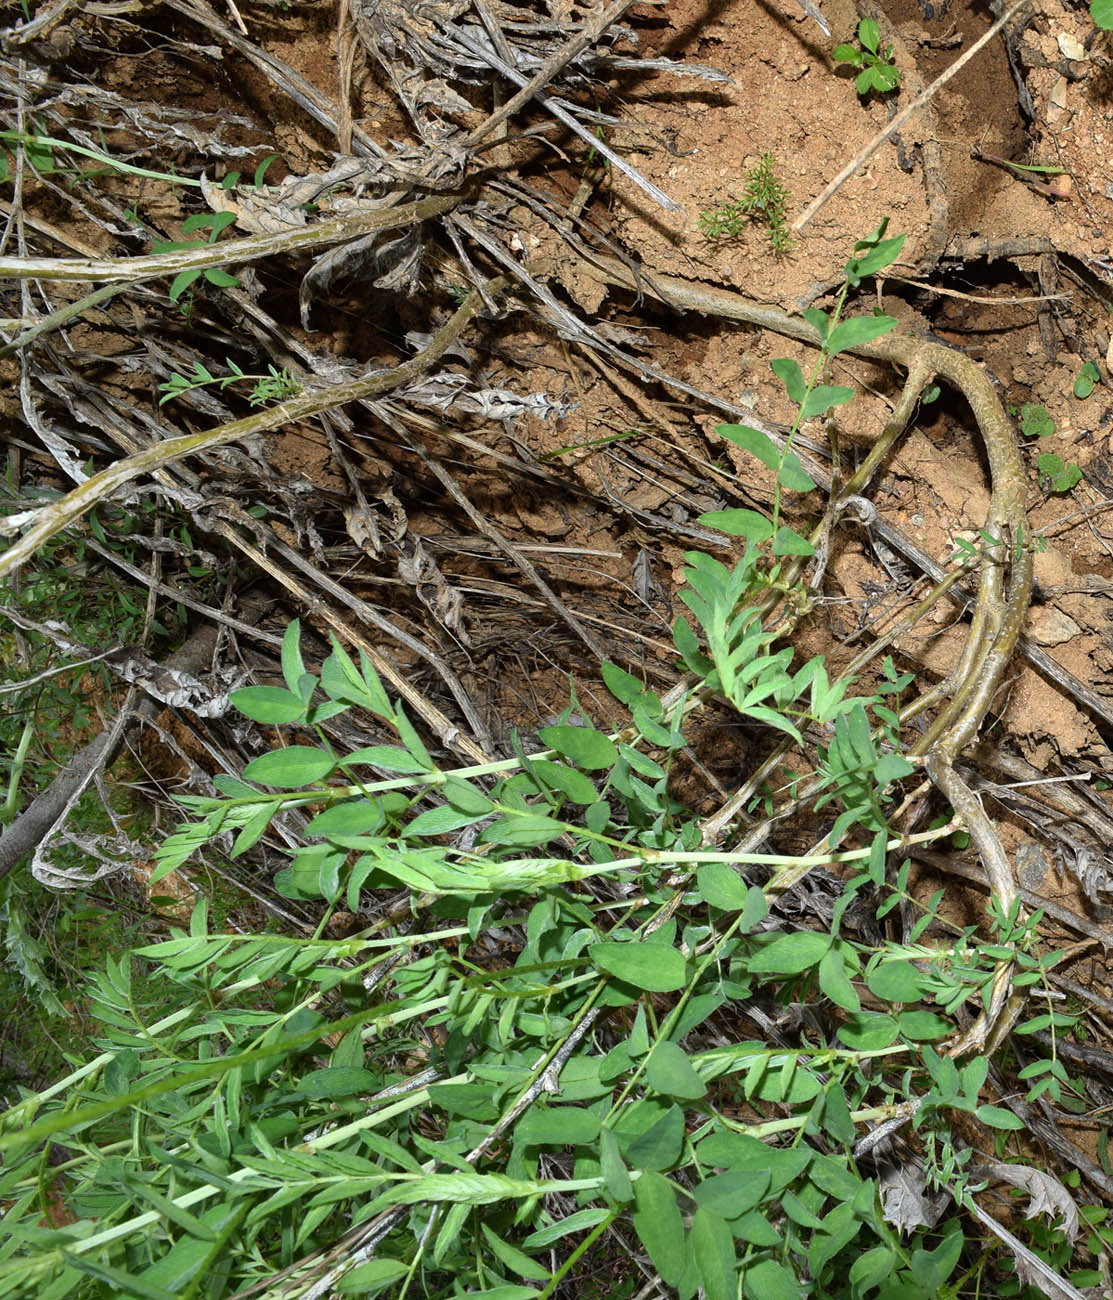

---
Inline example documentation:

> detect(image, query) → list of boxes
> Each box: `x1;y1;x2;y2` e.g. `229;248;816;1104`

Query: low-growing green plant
1036;452;1082;494
699;152;794;254
158;359;302;407
1013;403;1082;492
0;225;1086;1300
1073;360;1100;398
833;19;901;97
0;508;181;1076
1018;401;1055;439
1092;0;1113;29
151;211;242;306
218;153;279;193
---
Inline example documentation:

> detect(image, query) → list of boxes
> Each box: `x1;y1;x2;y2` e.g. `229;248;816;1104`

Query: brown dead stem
0;278;502;578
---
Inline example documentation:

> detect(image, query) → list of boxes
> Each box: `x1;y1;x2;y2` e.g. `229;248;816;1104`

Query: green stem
535;1212;619;1300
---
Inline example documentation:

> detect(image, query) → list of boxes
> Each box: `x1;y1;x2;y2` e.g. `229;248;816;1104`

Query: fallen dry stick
0;281;500;580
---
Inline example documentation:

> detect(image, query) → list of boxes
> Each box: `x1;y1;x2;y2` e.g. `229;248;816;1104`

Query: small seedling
1019;402;1055;438
218;154;279;192
1074;360;1100;398
699;151;794;253
833;19;901;96
151;210;242;306
1036;452;1082;494
159;359;302;407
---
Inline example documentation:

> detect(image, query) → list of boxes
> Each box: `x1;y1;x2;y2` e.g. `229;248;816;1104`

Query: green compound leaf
770;357;806;403
874;751;915;784
777;453;817;492
336;1260;410;1295
802;383;855;419
697;508;774;542
392;704;435;772
1037;452;1082;493
516;1107;601;1148
699;1132;811;1192
522;1209;610;1250
697;862;751;910
897;1010;952;1040
600;1126;633;1203
203;267;240;288
867;960;924;1002
633;1171;686;1285
975;1104;1025;1130
772;526;815;557
818;1079;856;1145
297;1067;378;1099
838;1011;900;1049
527;757;599;804
169;267;202;301
280;619;306;694
1020;402;1055;438
62;1251;178;1300
602;660;653;707
321;637;394;718
538;724;618;771
846;223;906;283
691;1207;736;1300
460;1288;539;1300
743;1257;806;1300
802;306;830;337
646;1041;706;1100
748;930;830;975
477;813;567;848
825;314;897;356
972;1102;1024;1133
909;1227;965;1293
243;746;335;788
716;423;780;470
407;804;487;837
818;949;860;1012
690;1170;770;1219
479;1224;550;1283
626;1105;686;1171
589;941;687;992
443;776;495;814
338;745;432;773
231;685;308;725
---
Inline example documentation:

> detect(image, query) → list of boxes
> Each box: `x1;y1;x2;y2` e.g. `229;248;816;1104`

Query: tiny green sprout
1073;360;1100;399
1019;402;1055;438
1036;452;1082;494
151;211;242;306
699;152;794;254
253;153;278;188
833;19;901;97
159;359;302;407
